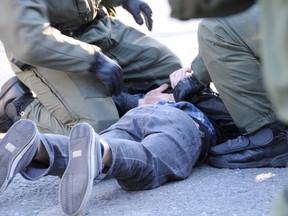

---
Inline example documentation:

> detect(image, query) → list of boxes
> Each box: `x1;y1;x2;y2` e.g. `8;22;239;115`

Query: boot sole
209;153;288;168
59;123;101;216
0;119;38;194
0;76;19;99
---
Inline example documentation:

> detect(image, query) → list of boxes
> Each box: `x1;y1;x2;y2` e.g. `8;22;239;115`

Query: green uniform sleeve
0;0;99;73
168;0;256;20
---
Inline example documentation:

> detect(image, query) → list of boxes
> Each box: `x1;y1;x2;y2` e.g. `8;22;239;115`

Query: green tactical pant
260;0;288;124
14;15;182;135
192;4;277;134
260;1;288;216
271;187;288;216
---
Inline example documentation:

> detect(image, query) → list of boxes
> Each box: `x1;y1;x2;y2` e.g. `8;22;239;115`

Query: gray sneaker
0;119;39;194
59;123;102;216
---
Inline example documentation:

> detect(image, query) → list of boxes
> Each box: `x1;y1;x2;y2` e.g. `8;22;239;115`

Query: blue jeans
21;105;202;191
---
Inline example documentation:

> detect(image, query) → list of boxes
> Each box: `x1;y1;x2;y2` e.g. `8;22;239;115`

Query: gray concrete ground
0;0;288;215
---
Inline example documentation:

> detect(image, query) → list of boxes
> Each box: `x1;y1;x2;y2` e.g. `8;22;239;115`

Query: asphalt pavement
0;1;288;215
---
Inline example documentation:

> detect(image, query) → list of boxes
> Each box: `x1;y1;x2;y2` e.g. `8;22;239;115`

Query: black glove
173;74;205;102
123;0;153;31
112;92;142;117
90;52;123;96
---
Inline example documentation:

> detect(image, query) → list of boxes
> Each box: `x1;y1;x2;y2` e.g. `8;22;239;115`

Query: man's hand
90;52;123;96
169;67;192;89
138;84;175;105
123;0;153;31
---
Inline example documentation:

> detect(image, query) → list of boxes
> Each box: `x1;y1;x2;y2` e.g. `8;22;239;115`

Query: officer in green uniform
168;1;288;215
168;3;288;168
0;0;182;135
168;0;288;125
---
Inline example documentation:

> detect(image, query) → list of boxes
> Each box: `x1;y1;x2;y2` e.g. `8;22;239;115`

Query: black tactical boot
208;121;288;168
0;76;34;133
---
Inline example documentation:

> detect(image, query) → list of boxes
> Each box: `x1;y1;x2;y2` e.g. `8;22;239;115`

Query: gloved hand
123;0;153;31
90;52;123;96
173;74;205;102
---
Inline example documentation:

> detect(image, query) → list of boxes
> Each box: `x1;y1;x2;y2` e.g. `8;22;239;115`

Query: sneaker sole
0;119;38;194
59;123;101;216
